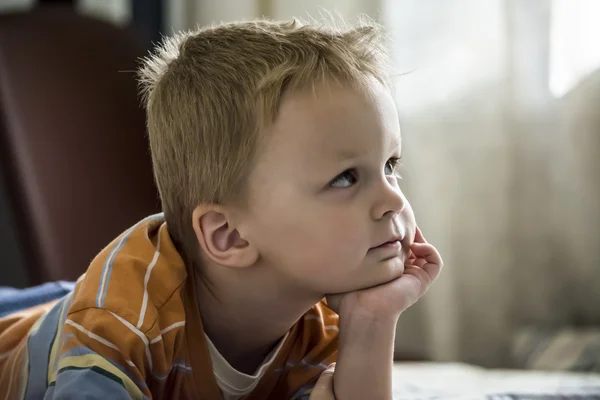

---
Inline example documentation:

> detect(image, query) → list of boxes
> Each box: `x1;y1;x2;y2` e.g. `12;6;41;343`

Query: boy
0;18;442;399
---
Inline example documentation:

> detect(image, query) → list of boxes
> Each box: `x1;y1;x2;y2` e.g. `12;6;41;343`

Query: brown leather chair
0;7;160;285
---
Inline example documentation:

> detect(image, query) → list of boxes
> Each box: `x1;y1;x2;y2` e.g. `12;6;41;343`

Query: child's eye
384;157;402;176
330;169;358;188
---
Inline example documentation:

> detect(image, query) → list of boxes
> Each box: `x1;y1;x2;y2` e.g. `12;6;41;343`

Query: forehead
262;80;401;166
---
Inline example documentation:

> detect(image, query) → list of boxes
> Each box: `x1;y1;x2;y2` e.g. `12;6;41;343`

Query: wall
0;0;32;286
174;0;380;29
0;166;28;287
0;0;34;11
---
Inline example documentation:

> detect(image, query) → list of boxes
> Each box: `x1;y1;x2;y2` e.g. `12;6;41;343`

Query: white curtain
382;0;600;367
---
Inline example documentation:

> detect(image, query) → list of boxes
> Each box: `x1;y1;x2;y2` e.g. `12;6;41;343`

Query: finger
413;258;427;268
404;265;433;289
414;227;427;243
410;243;442;267
421;259;443;283
310;364;336;400
410;243;443;281
393;265;433;304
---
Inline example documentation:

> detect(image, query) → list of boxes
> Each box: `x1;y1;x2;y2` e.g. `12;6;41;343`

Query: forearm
333;312;397;400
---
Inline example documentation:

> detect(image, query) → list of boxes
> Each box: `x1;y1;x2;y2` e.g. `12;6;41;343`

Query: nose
370;178;406;220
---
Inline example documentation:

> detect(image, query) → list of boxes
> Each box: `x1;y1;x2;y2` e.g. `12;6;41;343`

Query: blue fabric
0;281;75;318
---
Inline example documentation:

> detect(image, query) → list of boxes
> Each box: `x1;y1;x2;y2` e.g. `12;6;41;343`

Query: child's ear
192;205;258;268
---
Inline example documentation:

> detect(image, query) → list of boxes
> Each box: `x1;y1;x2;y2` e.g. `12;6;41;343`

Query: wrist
338;308;398;353
334;310;396;400
338;301;400;330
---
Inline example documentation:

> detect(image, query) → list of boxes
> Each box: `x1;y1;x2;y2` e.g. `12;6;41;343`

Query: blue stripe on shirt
23;296;68;399
49;366;142;400
96;213;164;308
58;345;148;390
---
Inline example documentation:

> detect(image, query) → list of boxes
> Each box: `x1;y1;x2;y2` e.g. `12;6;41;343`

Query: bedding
392;362;600;399
0;281;74;318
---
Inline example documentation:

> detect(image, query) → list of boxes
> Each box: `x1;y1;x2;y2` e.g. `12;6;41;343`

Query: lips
370;238;403;250
368;239;404;263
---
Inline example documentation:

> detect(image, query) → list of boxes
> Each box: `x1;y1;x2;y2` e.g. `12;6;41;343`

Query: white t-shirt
205;333;289;400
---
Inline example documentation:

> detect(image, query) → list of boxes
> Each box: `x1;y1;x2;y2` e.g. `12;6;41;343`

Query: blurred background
0;0;598;372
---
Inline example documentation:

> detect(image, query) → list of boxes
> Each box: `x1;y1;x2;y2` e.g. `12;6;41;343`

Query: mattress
392;362;600;399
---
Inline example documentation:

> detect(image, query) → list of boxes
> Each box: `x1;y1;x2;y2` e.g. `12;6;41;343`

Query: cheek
403;201;416;228
292;211;367;267
399;201;417;244
253;201;366;266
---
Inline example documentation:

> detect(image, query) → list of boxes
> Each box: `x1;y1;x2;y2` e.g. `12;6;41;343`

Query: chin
375;257;405;284
321;257;406;293
351;259;405;291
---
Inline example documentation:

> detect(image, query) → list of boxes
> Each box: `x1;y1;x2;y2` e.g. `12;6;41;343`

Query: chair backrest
0;7;160;284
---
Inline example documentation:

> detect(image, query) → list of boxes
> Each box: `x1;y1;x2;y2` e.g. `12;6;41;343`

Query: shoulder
269;301;338;399
293;300;339;360
67;213;189;334
303;300;339;333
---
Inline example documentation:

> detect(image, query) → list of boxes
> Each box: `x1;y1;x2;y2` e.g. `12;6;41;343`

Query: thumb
309;364;336;400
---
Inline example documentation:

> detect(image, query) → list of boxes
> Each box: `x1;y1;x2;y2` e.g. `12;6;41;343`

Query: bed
392;362;600;399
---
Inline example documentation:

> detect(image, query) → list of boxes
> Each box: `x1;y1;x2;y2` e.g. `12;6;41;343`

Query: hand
308;363;336;400
327;227;443;323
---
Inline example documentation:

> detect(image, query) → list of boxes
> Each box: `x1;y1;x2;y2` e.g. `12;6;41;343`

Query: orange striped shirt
0;214;338;399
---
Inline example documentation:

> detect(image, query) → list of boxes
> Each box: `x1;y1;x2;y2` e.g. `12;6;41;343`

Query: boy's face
241;78;416;295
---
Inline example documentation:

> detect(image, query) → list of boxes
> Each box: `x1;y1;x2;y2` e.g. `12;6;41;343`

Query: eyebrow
334;150;360;162
333;141;401;162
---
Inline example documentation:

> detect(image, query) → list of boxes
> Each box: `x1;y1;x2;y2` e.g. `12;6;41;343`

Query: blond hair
138;17;390;265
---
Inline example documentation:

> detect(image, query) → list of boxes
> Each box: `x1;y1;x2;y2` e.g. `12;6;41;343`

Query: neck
194;264;320;374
